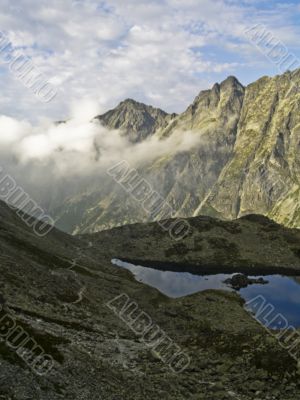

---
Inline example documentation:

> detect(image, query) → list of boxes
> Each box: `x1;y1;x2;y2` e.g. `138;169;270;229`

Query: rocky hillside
83;213;300;275
55;69;300;234
1;201;300;399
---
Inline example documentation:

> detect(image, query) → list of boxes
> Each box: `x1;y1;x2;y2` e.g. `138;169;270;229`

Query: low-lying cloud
0;100;205;212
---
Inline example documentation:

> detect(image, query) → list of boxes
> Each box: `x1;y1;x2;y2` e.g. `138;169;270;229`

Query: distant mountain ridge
55;69;300;234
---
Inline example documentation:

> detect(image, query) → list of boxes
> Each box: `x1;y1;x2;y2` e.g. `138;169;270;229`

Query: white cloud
0;0;298;122
0;115;31;144
0;97;216;214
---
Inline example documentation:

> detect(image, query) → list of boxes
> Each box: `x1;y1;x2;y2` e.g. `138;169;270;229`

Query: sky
0;0;300;121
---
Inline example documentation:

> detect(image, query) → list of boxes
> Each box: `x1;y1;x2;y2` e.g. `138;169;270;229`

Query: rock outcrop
223;274;269;290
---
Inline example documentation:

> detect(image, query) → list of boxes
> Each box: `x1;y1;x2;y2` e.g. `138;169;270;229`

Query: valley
0;202;300;399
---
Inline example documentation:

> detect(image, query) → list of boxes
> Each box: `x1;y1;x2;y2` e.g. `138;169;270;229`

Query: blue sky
0;0;300;121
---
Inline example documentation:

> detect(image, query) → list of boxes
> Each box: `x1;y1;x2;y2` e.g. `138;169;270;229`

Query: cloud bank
0;99;207;211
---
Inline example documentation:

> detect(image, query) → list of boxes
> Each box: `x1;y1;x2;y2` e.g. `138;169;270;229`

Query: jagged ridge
55;69;300;233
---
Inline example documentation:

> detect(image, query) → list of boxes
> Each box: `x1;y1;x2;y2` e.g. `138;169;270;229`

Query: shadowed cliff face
54;69;300;234
2;201;300;399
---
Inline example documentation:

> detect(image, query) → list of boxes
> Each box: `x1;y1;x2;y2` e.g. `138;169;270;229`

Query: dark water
112;259;300;328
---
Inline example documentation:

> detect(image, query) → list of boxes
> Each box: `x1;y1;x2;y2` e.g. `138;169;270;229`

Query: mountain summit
95;98;176;142
55;70;300;233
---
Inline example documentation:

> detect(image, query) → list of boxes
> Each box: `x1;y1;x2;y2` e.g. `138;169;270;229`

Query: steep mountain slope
159;76;244;138
56;76;245;233
1;200;300;399
197;69;300;226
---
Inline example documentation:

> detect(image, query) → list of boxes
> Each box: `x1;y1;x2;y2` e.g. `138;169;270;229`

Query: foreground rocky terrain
54;69;300;234
0;201;300;399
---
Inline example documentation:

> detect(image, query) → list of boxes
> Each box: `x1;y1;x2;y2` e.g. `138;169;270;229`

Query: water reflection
112;259;300;328
241;275;300;328
112;259;233;298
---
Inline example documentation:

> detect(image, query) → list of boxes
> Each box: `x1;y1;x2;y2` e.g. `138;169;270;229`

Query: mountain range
54;69;300;234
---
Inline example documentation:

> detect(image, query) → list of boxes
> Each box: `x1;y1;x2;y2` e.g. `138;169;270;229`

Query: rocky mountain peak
189;76;244;112
221;75;243;88
120;97;139;104
95;98;175;142
118;98;148;109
